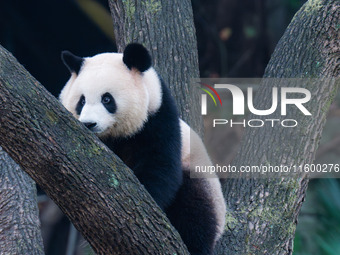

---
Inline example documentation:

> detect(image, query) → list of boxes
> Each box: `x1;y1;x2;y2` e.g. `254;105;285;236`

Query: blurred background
0;0;339;254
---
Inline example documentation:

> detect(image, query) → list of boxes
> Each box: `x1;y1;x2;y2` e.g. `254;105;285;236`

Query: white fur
59;72;77;105
180;119;226;242
60;53;162;137
143;68;162;114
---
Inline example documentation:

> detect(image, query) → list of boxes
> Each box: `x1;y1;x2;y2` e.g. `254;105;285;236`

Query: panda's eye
80;97;85;105
102;95;111;104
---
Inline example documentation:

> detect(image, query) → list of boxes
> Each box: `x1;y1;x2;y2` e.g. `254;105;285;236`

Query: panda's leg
165;171;218;255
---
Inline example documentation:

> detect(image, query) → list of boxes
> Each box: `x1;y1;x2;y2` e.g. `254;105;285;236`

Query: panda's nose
83;122;97;129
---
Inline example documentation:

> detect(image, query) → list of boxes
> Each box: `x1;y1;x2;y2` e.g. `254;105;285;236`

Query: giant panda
59;43;226;255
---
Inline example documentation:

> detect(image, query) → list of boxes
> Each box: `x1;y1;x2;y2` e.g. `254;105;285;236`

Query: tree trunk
0;147;44;255
215;0;339;254
108;0;202;134
0;45;189;255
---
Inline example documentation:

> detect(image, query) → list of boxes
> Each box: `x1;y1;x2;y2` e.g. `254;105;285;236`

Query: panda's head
59;43;162;138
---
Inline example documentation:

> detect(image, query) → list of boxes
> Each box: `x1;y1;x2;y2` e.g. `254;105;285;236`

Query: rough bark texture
0;147;44;255
215;0;339;254
108;0;202;134
0;45;189;255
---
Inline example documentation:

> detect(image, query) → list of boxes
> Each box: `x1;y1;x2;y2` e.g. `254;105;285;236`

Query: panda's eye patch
76;95;85;115
101;93;116;113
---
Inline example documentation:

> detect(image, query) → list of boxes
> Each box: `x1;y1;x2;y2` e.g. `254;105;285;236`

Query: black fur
166;171;218;255
101;79;182;209
61;51;84;74
123;43;152;72
101;79;218;255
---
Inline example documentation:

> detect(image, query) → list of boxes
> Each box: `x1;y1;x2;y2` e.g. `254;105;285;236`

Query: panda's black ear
123;43;152;72
61;51;84;74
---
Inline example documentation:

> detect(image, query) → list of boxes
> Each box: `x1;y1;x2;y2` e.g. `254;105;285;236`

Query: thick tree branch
215;0;339;254
0;45;189;255
0;147;44;255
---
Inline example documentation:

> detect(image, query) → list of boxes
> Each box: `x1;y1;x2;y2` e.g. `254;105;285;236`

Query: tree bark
0;45;189;255
108;0;202;134
0;147;44;255
215;0;339;254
